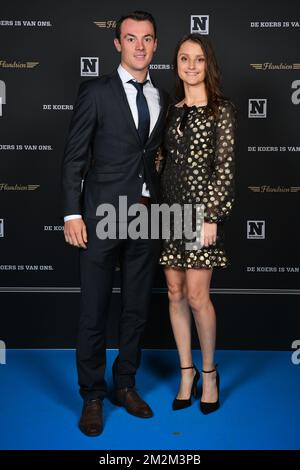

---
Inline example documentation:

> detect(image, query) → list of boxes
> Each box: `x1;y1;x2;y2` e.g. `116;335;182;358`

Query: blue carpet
0;349;299;450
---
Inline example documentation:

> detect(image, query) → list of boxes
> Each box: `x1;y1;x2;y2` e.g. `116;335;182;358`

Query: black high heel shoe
200;365;220;414
172;365;200;411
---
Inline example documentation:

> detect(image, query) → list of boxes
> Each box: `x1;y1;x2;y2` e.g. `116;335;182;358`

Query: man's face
114;19;157;75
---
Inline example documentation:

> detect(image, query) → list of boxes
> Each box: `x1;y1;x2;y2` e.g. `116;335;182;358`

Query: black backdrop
0;0;299;349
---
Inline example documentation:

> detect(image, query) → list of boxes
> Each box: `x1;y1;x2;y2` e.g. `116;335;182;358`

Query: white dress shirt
64;64;161;222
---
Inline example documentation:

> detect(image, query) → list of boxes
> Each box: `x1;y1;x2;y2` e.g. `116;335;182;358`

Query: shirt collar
117;64;152;85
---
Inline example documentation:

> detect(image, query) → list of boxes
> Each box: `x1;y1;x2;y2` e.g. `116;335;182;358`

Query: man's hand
202;222;217;247
64;219;88;249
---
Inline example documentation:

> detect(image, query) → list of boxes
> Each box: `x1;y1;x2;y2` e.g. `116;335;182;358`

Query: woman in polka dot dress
159;34;236;414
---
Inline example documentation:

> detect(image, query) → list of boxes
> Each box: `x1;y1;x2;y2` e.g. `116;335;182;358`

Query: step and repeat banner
0;0;299;347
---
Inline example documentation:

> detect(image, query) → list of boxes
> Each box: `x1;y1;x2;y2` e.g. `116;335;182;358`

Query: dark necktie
128;79;150;145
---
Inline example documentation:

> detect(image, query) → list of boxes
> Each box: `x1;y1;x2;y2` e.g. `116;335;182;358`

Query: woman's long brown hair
173;33;226;119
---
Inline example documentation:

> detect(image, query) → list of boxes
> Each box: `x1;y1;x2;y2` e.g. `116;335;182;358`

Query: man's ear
114;38;121;52
153;38;158;53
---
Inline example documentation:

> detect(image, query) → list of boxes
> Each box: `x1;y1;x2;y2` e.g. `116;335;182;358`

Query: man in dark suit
62;11;168;436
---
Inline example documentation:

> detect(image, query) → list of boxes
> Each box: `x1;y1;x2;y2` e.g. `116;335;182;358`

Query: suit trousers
76;213;161;401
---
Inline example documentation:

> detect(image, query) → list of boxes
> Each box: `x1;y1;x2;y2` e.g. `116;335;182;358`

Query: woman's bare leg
164;267;196;399
186;268;218;403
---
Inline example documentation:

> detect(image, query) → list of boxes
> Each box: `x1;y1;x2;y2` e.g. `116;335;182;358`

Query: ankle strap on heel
202;364;218;373
180;365;195;370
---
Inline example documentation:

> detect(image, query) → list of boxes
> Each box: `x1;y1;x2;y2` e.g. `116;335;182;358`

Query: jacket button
138;173;142;178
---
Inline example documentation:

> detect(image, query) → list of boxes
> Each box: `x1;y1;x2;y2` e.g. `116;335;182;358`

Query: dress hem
159;261;229;269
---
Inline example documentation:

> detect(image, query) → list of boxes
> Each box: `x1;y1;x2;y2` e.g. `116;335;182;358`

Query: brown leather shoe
113;388;153;418
79;399;103;436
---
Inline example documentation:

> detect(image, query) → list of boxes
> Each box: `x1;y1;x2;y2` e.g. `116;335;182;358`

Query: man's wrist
64;214;82;222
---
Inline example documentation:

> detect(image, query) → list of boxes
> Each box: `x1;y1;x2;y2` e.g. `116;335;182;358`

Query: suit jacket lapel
110;71;140;145
110;70;167;147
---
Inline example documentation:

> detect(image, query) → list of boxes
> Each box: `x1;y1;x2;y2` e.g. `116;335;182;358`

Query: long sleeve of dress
203;101;236;224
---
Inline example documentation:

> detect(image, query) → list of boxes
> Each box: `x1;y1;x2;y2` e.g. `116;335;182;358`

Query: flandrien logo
0;340;6;365
248;185;300;193
251;62;300;71
0;183;40;191
94;20;116;29
0;60;39;69
291;340;300;365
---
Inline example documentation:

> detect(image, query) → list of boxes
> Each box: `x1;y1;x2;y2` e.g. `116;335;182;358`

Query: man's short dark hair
115;11;157;41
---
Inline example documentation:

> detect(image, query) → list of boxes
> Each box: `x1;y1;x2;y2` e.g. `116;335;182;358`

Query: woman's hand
202;222;217;247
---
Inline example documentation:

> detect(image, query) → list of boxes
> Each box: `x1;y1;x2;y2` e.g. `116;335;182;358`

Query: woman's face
177;40;206;86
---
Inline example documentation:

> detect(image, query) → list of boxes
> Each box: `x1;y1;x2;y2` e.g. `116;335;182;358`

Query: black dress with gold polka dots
159;100;236;269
